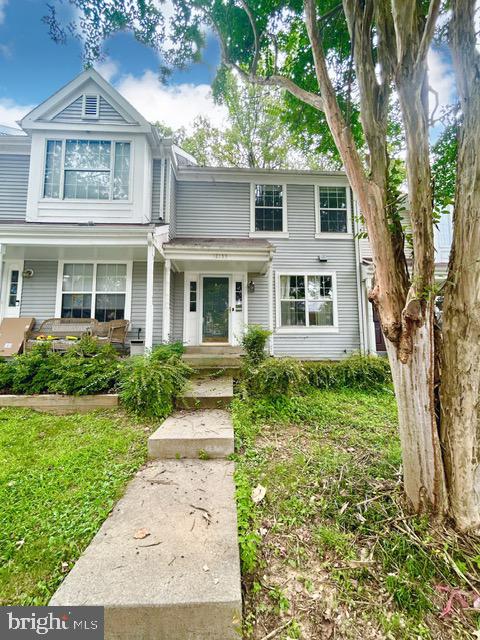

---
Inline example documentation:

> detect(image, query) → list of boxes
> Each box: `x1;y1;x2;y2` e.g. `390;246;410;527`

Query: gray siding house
0;69;384;358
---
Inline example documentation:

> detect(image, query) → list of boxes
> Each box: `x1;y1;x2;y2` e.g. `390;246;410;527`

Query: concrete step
184;346;243;355
50;460;242;640
176;376;234;410
182;353;242;370
148;409;234;460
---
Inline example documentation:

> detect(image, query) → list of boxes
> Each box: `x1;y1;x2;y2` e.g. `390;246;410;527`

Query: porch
163;237;275;348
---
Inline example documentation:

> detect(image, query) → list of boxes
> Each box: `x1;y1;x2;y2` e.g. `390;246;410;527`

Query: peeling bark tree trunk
441;0;480;531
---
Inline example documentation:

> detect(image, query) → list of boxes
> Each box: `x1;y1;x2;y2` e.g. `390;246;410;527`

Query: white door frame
199;274;232;345
1;260;24;319
183;271;247;346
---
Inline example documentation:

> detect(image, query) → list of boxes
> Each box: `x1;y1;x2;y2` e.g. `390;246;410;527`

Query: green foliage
0;408;151;604
304;354;391;391
241;324;271;367
0;337;120;396
150;341;185;362
235;467;261;574
118;348;191;419
47;337;120;396
249;357;306;399
432;123;457;210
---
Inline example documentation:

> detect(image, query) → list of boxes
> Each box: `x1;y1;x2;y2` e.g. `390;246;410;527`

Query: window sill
249;231;289;239
275;326;339;335
315;232;353;240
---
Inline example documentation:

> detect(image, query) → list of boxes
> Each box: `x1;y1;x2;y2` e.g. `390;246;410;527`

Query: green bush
250;357;307;399
47;336;120;395
241;324;271;366
119;349;191;419
8;342;60;395
150;342;185;362
304;354;391;390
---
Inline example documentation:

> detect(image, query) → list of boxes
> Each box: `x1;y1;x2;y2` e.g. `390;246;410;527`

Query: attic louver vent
82;94;100;119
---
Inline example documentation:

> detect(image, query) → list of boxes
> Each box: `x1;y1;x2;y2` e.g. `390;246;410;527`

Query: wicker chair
94;319;129;348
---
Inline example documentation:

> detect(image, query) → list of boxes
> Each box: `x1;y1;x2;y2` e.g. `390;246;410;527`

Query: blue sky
0;0;226;130
0;0;455;134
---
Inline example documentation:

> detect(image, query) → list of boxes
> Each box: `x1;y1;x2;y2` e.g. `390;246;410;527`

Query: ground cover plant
233;387;480;639
0;339;191;420
0;408;152;605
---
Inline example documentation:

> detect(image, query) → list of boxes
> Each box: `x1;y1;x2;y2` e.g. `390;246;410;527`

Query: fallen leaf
133;528;150;540
251;484;266;504
203;564;209;572
15;539;25;549
61;562;69;573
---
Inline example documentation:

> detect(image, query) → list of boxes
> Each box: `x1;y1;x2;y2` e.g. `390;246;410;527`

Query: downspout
353;198;366;354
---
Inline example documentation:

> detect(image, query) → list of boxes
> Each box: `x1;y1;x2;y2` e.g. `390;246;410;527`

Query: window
60;263;129;321
253;184;285;233
279;273;336;329
43;139;131;200
8;270;19;308
318;186;348;233
82;94;100;119
189;281;197;312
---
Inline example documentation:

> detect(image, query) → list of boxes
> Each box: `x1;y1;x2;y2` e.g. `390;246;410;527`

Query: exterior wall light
248;280;255;293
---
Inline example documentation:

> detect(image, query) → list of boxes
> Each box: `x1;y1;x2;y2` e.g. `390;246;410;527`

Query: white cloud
0;99;33;129
0;0;7;25
115;70;227;131
94;58;120;83
428;48;456;115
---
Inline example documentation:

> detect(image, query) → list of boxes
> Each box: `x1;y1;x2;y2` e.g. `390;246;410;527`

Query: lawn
233;388;480;640
0;408;151;605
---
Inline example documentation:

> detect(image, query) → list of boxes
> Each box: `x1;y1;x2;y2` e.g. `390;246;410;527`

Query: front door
1;261;24;318
202;276;229;343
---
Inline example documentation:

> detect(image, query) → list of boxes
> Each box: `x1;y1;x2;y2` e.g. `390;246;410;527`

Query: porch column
0;244;5;318
162;258;171;343
267;260;274;355
145;236;155;351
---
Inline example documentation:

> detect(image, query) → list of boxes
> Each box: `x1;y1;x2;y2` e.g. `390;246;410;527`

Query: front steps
50;365;242;640
182;346;243;371
148;409;234;460
50;460;242;640
176;375;234;410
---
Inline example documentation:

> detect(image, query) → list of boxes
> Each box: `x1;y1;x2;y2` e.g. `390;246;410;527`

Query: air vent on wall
82;94;100;119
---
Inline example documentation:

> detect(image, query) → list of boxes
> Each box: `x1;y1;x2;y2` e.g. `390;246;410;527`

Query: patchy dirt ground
233;389;480;640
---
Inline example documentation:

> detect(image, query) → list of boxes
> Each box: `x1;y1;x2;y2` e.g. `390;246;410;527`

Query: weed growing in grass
233;388;480;639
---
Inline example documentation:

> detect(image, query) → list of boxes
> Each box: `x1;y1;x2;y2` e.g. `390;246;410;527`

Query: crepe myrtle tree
46;0;480;531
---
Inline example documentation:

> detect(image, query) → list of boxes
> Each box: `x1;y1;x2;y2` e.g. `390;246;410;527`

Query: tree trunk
386;312;446;510
441;0;480;531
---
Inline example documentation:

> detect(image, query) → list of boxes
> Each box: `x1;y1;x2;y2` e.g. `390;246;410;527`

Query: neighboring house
0;70;452;359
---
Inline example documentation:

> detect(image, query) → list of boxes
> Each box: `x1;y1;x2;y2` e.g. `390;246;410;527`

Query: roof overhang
163;238;275;274
0;224;169;261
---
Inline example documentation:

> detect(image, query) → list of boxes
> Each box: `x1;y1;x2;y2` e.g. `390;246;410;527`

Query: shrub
304;354;391;390
250;357;307;399
47;336;120;395
119;349;191;419
150;342;185;362
241;324;271;366
9;343;61;395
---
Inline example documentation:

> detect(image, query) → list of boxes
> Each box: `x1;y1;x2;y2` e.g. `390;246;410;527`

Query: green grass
233;388;480;640
0;408;151;605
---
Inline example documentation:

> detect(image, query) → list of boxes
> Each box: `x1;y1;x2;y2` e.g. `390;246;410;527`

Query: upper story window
317;186;349;234
278;272;337;330
82;94;100;119
43;139;131;201
251;184;287;235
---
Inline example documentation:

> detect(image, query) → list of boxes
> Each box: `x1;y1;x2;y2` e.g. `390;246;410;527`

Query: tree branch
238;0;261;75
416;0;442;71
215;24;324;111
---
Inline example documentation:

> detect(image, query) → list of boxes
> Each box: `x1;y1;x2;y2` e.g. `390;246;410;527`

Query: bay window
43;139;131;201
59;262;130;321
278;273;337;329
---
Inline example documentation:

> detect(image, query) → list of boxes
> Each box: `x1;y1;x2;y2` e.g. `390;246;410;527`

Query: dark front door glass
202;277;229;342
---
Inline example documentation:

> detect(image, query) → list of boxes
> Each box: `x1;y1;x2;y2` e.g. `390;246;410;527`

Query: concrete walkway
50;375;242;640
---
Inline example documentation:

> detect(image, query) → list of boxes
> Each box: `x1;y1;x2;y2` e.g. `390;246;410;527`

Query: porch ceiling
163;237;275;274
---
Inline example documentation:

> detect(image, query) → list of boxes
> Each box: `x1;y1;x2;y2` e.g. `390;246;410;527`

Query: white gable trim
20;69;151;132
